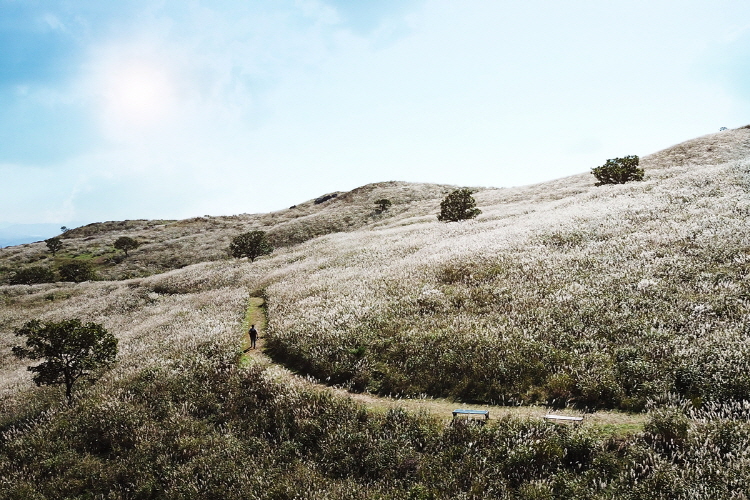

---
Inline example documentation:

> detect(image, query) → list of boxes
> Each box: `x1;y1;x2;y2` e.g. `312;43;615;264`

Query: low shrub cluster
1;343;749;499
9;266;57;285
58;260;96;282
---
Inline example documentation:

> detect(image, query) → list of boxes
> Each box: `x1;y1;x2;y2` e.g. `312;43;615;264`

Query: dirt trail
241;297;645;434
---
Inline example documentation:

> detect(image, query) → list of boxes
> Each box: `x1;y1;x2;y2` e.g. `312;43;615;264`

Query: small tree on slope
45;237;63;256
591;155;644;186
375;199;392;212
230;230;273;261
13;319;118;403
114;236;140;257
438;188;481;222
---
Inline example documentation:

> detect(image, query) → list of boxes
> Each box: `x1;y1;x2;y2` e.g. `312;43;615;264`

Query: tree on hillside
229;231;273;262
114;236;140;257
9;266;57;285
591;155;644;186
438;188;481;222
375;199;392;212
59;261;96;282
12;319;118;403
45;237;63;256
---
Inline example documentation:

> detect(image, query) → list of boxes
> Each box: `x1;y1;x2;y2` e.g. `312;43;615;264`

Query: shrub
113;236;140;257
229;231;273;261
438;188;481;222
59;261;96;282
315;193;338;204
375;199;392;212
9;266;57;285
591;155;644;186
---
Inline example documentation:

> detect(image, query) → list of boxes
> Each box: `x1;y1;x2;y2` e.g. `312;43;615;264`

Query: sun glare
101;63;175;126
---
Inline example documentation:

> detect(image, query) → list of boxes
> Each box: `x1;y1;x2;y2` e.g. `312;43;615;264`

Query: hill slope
261;128;750;410
0;182;456;282
1;126;748;408
1;127;750;498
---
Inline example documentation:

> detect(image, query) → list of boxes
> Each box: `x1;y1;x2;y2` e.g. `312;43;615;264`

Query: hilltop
0;181;457;282
1;127;749;498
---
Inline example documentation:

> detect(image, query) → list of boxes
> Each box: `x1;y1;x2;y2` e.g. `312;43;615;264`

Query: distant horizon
0;221;92;248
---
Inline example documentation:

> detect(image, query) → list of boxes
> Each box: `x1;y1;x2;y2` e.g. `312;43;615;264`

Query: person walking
248;324;258;350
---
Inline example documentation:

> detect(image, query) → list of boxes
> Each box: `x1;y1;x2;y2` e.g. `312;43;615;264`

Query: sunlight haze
1;0;749;226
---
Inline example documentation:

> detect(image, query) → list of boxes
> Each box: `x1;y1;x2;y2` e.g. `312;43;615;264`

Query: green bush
59;261;96;282
591;155;644;185
9;266;57;285
437;188;481;222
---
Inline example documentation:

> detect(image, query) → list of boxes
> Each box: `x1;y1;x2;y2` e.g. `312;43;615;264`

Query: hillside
1;127;750;498
2;126;749;404
0;182;456;282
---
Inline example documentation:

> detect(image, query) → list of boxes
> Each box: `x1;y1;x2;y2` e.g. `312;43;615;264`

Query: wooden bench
452;409;490;421
543;414;584;424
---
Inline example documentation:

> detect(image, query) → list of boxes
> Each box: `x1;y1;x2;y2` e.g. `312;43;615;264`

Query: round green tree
12;319;118;402
229;230;273;262
437;188;481;222
45;237;63;256
114;236;140;257
591;155;644;186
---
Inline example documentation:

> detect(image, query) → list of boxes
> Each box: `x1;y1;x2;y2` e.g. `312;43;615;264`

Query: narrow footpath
241;297;645;435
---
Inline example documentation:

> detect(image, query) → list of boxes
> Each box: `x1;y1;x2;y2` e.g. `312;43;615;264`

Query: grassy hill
1;127;749;498
0;181;456;282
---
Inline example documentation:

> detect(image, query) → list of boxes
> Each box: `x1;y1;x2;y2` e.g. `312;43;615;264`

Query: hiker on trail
249;324;258;349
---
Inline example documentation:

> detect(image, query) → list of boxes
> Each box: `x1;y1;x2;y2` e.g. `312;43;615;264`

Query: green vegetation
9;266;57;285
438;188;481;221
45;237;63;256
12;318;118;402
375;198;392;211
229;230;273;261
58;260;96;282
591;155;644;185
113;236;140;257
1;343;748;498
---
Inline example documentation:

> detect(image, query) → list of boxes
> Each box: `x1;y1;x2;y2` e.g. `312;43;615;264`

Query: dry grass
0;181;456;282
1;127;749;408
2;128;750;498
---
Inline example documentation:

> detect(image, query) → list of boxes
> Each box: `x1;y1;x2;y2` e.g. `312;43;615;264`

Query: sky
2;0;750;225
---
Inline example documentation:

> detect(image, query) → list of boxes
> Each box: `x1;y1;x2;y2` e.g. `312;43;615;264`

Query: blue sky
2;0;750;225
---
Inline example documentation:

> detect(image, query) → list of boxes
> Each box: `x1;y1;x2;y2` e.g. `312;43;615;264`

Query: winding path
241;297;645;434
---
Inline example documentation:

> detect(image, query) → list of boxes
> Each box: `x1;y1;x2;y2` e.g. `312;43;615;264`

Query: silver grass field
0;128;749;498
